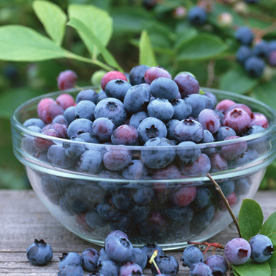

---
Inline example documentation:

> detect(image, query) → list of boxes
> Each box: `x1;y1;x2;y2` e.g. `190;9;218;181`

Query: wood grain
0;190;275;275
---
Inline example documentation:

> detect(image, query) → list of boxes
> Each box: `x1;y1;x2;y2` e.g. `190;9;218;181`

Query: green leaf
251;78;276;111
0;87;41;119
268;251;276;276
232;259;271;276
219;66;259;94
139;30;158;67
33;0;67;46
177;34;227;61
0;26;67;61
67;18;122;71
238;199;264;241
260;211;276;246
68;4;112;58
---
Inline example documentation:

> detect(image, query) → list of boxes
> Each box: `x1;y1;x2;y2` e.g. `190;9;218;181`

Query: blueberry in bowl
11;67;276;250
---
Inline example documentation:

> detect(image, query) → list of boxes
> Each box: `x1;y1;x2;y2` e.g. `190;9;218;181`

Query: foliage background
0;0;276;189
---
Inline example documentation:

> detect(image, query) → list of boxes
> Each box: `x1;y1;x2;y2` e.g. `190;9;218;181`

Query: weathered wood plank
0;190;275;275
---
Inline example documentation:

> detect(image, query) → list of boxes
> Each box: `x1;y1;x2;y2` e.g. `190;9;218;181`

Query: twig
149;250;161;274
188;241;225;254
207;173;241;238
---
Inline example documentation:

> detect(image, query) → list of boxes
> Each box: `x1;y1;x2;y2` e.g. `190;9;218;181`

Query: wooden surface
0;190;275;275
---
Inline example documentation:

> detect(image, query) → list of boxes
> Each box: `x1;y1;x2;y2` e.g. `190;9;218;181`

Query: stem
207;173;241;238
65;51;115;72
149;250;161;274
188;241;225;254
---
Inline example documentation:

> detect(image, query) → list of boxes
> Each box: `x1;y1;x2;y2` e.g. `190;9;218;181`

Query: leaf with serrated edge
268;251;276;276
68;4;112;58
232;259;271;276
0;26;66;61
219;66;258;94
239;199;263;241
139;30;158;67
33;0;67;46
67;18;122;71
260;211;276;246
177;34;227;61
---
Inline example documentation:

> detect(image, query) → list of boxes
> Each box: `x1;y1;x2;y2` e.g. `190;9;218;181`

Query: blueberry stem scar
207;173;241;238
149;250;161;274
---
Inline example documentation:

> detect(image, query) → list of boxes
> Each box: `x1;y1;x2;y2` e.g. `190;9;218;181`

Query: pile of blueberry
235;26;276;78
26;230;274;276
21;65;269;244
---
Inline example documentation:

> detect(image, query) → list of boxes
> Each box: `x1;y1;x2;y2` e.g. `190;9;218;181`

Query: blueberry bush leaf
219;66;259;94
177;34;227;61
67;18;122;71
232;259;271;276
260;211;276;246
267;251;276;276
33;0;67;46
68;4;112;59
0;26;67;61
139;30;158;67
238;199;264;241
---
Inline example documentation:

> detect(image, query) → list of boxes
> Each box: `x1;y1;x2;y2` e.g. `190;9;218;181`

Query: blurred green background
1;0;276;189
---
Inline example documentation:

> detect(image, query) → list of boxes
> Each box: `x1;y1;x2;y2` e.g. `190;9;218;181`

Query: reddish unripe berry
100;71;128;91
56;94;75;110
170;186;196;206
250;112;268;128
57;70;77;90
33;129;59;151
144;67;172;84
209;153;228;172
198;109;221;134
268;51;276;67
223;108;251;134
228;103;252;117
37;98;56;118
174;72;199;97
38;102;64;124
221;136;247;160
111;125;138;145
219;191;237;210
216;99;235;114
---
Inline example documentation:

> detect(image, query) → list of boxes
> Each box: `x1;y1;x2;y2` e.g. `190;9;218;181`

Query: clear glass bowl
11;88;276;250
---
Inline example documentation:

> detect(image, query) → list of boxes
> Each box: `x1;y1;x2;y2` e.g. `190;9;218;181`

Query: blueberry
26;239;53;266
140;243;164;268
147;98;174;122
105;79;132;101
130;248;148;270
141;137;176;169
191;187;212;211
181;245;203;268
103;147;132;171
144;66;172;84
250;234;273;263
209;153;228;172
204;91;217;106
181;153;211;176
166;119;180;140
122;159;148;180
221;136;247;160
105;236;133;263
92;117;115;142
85;210;108;229
75;100;96;121
204;255;229;275
119;262;143;276
174;72;200;97
111;188;134;211
176;141;201;163
111;125;138;145
188;6;207;25
63;137;86;159
47;145;74;168
59;252;82;270
235;177;251;196
53;114;67;125
151;255;179;276
94;98;127;127
57;70;77;90
23;118;45;129
137;117;167;144
129;111;148;129
224;238;251;265
75;132;100;144
268;50;276;67
150;77;179;100
81;248;99;272
76;89;98;104
96;202;118;221
185;94;214;118
244;56;265;78
76;149;103;174
215;126;236;141
67;118;93;139
198;109;221;134
235;26;254;46
170;186;197;207
171;99;192;120
219;180;236;197
101;71;128;91
190;262;212;276
58;264;84;276
129;64;150;85
97;89;107;103
252;40;269;59
174;119;204;143
236;45;252;64
64;106;76;125
132;187;155;205
164;206;194;224
124;84;151;113
98;260;119;276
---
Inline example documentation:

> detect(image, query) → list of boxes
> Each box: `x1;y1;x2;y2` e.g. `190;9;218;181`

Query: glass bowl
11;88;276;250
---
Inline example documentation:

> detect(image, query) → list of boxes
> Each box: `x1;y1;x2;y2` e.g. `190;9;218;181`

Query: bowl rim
11;87;276;150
